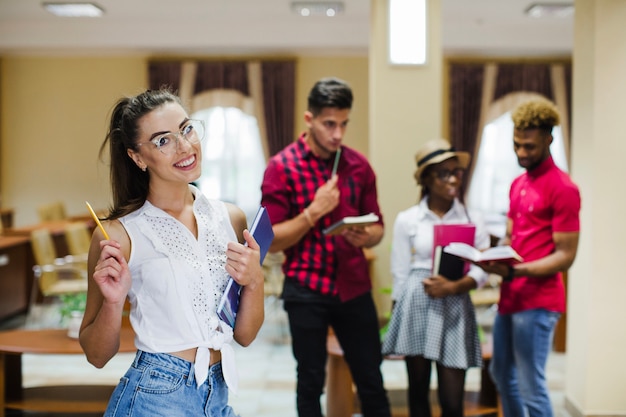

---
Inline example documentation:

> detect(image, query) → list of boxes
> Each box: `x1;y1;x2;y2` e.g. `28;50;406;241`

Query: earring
141;165;147;172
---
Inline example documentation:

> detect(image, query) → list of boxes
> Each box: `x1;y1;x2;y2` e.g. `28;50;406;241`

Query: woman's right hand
81;226;132;368
92;240;132;304
423;275;456;298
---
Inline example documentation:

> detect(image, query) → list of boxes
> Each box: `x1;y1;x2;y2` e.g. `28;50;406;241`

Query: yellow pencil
85;201;110;240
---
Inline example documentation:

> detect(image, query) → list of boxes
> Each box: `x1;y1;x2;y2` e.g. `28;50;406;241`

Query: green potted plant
59;292;87;338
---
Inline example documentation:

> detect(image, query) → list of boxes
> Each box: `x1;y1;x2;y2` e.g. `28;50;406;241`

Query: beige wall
0;56;147;226
369;0;443;313
295;57;369;156
567;0;626;414
0;55;369;227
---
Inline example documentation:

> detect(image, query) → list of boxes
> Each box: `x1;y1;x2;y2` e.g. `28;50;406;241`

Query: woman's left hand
422;275;456;298
225;229;264;291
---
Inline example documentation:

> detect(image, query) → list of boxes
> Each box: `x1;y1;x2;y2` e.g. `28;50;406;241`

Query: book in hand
433;246;467;281
432;224;476;281
443;242;523;264
217;206;274;328
322;213;380;236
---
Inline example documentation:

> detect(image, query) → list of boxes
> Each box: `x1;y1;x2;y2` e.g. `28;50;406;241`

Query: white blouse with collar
390;197;490;301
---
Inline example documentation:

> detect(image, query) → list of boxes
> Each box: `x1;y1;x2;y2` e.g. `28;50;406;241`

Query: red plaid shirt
261;134;383;301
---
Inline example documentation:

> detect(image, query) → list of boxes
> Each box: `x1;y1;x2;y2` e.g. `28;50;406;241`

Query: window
388;0;427;65
466;111;568;237
192;106;266;224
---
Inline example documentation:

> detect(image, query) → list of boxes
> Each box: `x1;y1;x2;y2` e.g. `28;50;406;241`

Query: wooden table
1;219;96;312
0;327;135;416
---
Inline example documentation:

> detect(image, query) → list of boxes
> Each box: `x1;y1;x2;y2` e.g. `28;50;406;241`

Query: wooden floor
387;389;500;417
343;386;500;417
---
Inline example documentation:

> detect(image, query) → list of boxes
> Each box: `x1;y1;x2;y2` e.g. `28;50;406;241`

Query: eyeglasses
137;119;205;155
432;167;465;182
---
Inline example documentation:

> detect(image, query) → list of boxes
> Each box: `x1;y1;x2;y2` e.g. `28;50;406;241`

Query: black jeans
284;292;391;417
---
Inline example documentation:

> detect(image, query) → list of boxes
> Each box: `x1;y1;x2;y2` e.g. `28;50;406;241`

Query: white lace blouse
119;185;239;392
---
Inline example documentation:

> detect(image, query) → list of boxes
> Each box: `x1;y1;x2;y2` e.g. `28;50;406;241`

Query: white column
368;0;442;313
567;0;626;415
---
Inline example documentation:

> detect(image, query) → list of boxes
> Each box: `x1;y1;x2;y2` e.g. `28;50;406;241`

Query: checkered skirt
381;268;482;369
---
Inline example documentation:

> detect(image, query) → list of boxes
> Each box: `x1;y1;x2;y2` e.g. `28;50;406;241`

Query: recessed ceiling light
525;3;574;18
292;2;344;17
43;2;105;17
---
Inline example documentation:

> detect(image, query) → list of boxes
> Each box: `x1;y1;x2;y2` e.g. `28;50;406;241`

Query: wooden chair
27;228;87;328
0;207;14;229
37;201;67;222
64;222;91;262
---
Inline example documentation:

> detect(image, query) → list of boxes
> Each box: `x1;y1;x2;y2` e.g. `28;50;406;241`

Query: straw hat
414;138;470;184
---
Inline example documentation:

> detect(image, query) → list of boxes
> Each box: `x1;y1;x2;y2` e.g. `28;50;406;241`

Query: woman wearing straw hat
382;138;490;417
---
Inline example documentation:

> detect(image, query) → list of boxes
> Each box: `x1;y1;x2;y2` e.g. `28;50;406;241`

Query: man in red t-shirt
479;99;581;417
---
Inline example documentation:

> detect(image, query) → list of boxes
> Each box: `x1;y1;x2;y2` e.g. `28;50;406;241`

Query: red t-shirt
499;157;581;314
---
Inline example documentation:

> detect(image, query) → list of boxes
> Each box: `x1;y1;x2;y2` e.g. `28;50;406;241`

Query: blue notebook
217;206;274;327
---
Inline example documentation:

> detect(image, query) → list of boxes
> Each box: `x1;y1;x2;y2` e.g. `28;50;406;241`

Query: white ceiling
0;0;574;57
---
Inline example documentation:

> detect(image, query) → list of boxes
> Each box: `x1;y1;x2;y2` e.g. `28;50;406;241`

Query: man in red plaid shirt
261;77;391;417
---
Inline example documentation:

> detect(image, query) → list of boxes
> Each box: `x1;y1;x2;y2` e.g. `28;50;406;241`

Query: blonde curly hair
511;99;560;131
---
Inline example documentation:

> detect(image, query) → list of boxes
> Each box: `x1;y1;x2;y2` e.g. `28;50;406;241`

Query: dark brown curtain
147;59;295;157
563;64;573;134
193;62;249;95
494;64;554;102
148;62;181;92
262;61;295;156
448;63;485;155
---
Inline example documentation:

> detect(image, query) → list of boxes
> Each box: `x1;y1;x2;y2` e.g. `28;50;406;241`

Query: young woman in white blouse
79;88;264;416
382;138;490;417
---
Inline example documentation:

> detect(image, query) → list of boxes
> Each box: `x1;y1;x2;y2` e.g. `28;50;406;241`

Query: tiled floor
3;298;568;417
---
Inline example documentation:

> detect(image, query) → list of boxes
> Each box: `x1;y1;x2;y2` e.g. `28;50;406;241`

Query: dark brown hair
100;88;182;219
307;77;353;117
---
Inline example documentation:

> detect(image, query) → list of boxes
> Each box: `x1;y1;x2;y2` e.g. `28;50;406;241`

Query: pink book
432;224;476;281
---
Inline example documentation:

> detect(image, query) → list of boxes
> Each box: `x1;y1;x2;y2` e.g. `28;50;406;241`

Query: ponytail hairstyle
99;88;182;219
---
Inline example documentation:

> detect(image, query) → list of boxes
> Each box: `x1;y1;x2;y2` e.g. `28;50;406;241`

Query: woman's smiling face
130;102;203;185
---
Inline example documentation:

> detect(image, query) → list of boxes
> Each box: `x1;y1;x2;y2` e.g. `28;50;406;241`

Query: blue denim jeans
104;350;239;417
489;309;560;417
